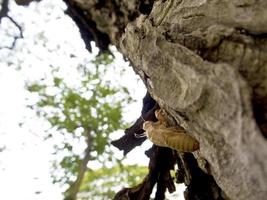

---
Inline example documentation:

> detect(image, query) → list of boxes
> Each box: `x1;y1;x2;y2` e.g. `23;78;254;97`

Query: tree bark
63;0;267;199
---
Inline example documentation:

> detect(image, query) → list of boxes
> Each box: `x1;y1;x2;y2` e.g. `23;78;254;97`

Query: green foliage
78;164;148;200
92;53;114;66
26;53;135;197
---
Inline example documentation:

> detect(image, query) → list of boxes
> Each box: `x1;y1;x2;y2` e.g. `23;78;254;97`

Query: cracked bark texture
64;0;267;199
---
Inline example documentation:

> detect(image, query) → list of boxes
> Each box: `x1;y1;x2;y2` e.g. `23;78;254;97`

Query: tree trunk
63;0;267;199
65;131;92;200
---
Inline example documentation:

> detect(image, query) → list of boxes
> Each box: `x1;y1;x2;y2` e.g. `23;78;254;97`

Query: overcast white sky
0;0;185;199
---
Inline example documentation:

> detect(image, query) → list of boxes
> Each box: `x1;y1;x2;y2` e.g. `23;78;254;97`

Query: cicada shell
143;109;199;152
155;109;169;127
162;126;199;152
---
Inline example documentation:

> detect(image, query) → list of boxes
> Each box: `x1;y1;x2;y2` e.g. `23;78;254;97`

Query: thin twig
0;0;9;23
7;15;23;38
0;0;24;50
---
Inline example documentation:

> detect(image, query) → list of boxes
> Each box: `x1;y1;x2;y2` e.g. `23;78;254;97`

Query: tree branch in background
0;0;9;23
0;0;24;50
65;129;92;200
14;0;41;6
3;15;23;49
111;92;158;155
114;147;176;200
63;0;110;54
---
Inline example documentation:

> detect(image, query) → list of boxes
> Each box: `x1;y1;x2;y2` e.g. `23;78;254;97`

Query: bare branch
0;0;24;50
0;0;9;23
6;15;23;38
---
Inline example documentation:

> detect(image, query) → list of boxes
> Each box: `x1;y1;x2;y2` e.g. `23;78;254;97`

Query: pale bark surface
64;0;267;199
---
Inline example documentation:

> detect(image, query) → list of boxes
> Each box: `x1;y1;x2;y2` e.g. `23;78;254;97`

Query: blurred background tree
26;53;147;200
79;164;147;199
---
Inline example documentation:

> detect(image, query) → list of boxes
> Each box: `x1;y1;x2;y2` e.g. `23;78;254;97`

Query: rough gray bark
119;1;267;199
64;0;267;199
